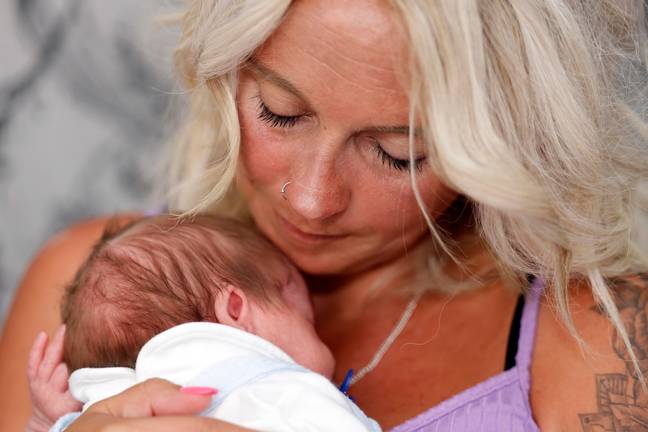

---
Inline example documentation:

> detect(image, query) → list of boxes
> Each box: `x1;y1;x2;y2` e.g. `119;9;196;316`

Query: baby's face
252;264;335;378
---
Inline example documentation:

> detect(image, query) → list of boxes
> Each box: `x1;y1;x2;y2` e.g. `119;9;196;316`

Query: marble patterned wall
0;0;177;324
2;1;647;328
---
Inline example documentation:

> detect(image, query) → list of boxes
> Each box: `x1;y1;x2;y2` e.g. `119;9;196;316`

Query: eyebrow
365;125;420;136
245;58;311;105
245;57;420;137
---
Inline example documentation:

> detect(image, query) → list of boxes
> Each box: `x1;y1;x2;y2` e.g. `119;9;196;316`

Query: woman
2;0;648;430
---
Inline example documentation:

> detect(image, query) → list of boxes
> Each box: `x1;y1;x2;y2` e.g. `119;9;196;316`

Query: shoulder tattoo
579;274;648;431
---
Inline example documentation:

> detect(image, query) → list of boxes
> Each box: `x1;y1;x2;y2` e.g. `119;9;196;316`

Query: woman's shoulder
2;213;142;334
26;214;141;279
8;213;141;310
531;274;648;431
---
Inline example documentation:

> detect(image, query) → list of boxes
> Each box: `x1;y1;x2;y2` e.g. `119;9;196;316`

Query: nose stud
281;181;291;199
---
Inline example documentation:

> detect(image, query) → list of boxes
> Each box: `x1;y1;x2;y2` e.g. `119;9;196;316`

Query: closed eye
256;98;305;128
370;140;426;172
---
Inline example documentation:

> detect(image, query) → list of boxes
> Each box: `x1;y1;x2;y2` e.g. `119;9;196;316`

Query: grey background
1;1;647;329
0;0;178;325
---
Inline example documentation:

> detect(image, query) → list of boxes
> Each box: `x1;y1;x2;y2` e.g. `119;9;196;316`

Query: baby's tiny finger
27;331;48;380
51;362;71;392
61;389;83;412
40;325;66;380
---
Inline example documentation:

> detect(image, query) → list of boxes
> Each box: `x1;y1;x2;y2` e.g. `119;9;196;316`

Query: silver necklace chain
348;290;424;386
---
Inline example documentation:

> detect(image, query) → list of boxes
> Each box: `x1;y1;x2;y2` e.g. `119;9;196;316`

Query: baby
30;214;380;432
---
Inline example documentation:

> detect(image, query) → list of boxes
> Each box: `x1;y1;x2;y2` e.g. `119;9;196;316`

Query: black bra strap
504;294;525;370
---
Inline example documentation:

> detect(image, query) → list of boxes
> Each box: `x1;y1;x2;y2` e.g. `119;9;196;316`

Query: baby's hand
26;325;82;432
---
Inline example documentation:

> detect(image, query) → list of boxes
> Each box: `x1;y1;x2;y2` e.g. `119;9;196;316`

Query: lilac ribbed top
390;278;544;432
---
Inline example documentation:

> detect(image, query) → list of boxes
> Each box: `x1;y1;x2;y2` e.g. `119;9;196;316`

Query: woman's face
236;0;456;275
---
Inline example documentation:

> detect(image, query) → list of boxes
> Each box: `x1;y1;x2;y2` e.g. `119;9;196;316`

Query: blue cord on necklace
339;368;355;401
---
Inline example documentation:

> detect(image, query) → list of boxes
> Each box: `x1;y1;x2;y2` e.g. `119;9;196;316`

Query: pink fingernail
180;386;218;396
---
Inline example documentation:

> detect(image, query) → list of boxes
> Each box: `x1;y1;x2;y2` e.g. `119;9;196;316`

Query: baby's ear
214;285;253;331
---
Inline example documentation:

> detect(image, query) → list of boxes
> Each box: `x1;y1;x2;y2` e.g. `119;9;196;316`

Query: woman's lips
277;214;346;245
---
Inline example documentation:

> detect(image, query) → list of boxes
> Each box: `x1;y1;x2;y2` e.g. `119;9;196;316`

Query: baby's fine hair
61;214;289;371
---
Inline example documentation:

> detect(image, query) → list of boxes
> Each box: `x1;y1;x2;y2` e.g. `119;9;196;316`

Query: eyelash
371;144;425;172
256;99;303;128
255;97;425;173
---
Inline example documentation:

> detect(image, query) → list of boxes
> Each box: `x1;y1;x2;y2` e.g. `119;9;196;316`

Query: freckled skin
235;3;648;430
0;1;634;430
235;0;457;276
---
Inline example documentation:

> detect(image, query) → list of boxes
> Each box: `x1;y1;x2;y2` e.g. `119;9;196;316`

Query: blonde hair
167;0;648;385
168;0;291;215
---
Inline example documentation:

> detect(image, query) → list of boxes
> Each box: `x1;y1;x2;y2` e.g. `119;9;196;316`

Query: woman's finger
39;325;66;381
91;378;215;418
65;379;254;432
27;331;48;380
67;413;250;432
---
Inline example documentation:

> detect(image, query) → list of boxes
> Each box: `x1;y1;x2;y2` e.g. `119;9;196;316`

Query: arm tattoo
579;274;648;432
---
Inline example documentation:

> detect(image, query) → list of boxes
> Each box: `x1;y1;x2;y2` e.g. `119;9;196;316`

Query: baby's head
61;214;334;377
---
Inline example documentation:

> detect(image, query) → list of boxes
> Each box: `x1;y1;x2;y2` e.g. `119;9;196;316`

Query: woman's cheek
367;185;424;233
368;173;456;233
238;110;291;185
420;176;457;216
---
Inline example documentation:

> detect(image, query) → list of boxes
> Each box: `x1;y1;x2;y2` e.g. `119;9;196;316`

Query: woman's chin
287;250;388;277
288;255;351;276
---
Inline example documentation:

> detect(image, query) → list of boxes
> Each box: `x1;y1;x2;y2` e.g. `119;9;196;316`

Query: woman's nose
284;158;350;222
